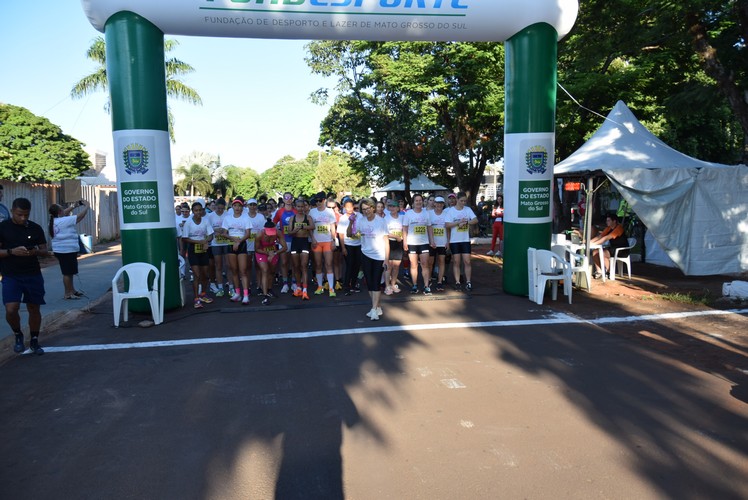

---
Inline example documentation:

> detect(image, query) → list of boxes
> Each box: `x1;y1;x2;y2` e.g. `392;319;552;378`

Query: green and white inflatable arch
81;0;578;308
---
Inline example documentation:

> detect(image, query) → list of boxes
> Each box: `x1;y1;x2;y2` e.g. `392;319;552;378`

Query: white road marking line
44;308;748;354
441;379;467;389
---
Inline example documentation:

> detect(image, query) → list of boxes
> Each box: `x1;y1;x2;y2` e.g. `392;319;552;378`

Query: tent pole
584;176;593;272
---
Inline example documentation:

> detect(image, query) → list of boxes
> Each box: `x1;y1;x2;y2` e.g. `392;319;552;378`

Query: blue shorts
2;274;46;305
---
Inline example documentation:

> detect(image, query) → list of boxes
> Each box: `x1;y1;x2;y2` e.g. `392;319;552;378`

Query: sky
0;0;338;176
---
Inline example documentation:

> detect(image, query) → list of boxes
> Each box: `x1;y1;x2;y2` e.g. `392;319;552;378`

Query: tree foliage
71;37;202;143
216;165;261;201
556;0;747;163
307;41;505;205
260;155;317;198
0;104;89;182
173;163;212;197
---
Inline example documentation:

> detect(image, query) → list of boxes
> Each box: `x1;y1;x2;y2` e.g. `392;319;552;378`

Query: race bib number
390;230;402;238
248;232;256;242
215;234;232;244
433;227;445;237
457;223;469;232
283;225;291;235
194;243;206;254
317;224;329;234
413;225;427;235
350;232;360;240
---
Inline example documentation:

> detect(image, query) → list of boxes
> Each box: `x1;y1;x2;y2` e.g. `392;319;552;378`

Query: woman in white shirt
353;197;390;320
48;200;89;299
444;192;478;291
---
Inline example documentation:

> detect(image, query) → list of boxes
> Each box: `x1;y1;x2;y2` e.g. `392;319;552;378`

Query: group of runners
175;191;480;320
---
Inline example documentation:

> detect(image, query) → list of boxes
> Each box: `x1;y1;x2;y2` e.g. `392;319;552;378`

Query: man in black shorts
0;197;49;355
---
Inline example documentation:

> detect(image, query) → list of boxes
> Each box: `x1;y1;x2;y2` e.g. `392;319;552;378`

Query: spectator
590;213;628;278
48;199;89;299
0;185;10;223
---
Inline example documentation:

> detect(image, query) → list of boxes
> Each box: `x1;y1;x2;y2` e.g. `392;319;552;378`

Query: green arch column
106;11;181;310
503;23;558;296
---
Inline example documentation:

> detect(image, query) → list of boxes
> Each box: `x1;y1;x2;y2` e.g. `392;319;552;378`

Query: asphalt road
1;291;747;499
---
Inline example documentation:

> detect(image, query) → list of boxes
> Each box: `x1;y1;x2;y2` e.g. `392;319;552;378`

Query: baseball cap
434;196;446;203
447;193;457;198
247;198;257;205
231;196;245;206
387;199;399;207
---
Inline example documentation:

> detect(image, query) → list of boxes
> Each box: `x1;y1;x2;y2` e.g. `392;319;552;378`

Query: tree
70;36;202;142
307;41;505;205
0;104;89;182
215;165;261;201
174;163;212;197
260;155;317;198
313;150;369;198
555;0;746;163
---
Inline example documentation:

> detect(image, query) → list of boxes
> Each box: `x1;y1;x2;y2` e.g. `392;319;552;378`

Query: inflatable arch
80;0;579;307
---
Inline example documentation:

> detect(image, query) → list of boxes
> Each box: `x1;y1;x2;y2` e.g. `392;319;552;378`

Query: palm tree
70;37;202;142
174;163;212;197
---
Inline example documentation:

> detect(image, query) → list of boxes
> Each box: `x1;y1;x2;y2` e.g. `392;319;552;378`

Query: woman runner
288;198;314;300
444;192;478;291
221;198;251;304
383;199;404;295
255;219;287;305
181;201;215;308
353;198;389;320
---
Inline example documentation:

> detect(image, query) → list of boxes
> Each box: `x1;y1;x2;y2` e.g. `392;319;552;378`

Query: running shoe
486;250;494;256
466;282;473;292
335;281;343;290
291;283;298;292
29;338;44;356
423;286;432;296
384;286;393;296
435;282;445;292
369;309;380;321
495;251;502;257
302;291;310;300
199;294;214;304
209;283;220;294
324;282;330;291
393;284;401;294
262;296;271;306
329;289;337;298
228;287;236;296
293;288;303;297
314;286;325;295
376;307;383;316
280;284;290;294
410;286;419;294
194;299;204;309
358;271;364;280
215;289;225;297
242;295;250;305
453;282;462;291
14;334;24;354
230;293;241;302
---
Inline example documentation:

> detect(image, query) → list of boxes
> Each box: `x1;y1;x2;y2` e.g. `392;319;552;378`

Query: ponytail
48;204;62;238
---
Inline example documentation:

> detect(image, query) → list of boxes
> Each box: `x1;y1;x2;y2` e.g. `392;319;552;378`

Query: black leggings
343;244;362;288
360;254;384;292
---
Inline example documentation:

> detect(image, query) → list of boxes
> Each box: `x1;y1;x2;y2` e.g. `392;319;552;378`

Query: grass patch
658;290;713;305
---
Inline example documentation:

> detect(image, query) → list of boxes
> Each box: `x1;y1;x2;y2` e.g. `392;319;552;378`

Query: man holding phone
0;197;49;355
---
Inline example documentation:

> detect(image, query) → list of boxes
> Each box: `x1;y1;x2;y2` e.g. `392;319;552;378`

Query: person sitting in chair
590;212;628;279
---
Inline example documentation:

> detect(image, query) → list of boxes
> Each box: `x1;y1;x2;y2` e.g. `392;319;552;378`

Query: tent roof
555;101;724;175
379;172;448;192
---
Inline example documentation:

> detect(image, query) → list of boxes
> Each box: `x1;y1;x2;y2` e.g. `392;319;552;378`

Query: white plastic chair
533;249;572;305
177;254;187;280
609;238;636;280
112;263;162;327
527;247;538;302
552;244;592;291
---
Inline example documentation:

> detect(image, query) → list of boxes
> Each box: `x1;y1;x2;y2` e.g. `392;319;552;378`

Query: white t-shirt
337;213;361;247
207;211;231;246
222;213;250;250
246;213;267;252
51;215;79;253
428;209;449;247
357;215;388;261
182;217;214;240
384;213;403;241
445;206;476;243
175;214;192;237
310;207;337;243
402;208;431;246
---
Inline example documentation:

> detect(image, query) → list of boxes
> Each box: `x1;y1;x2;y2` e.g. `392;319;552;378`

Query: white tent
379;171;448;192
555;101;748;276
